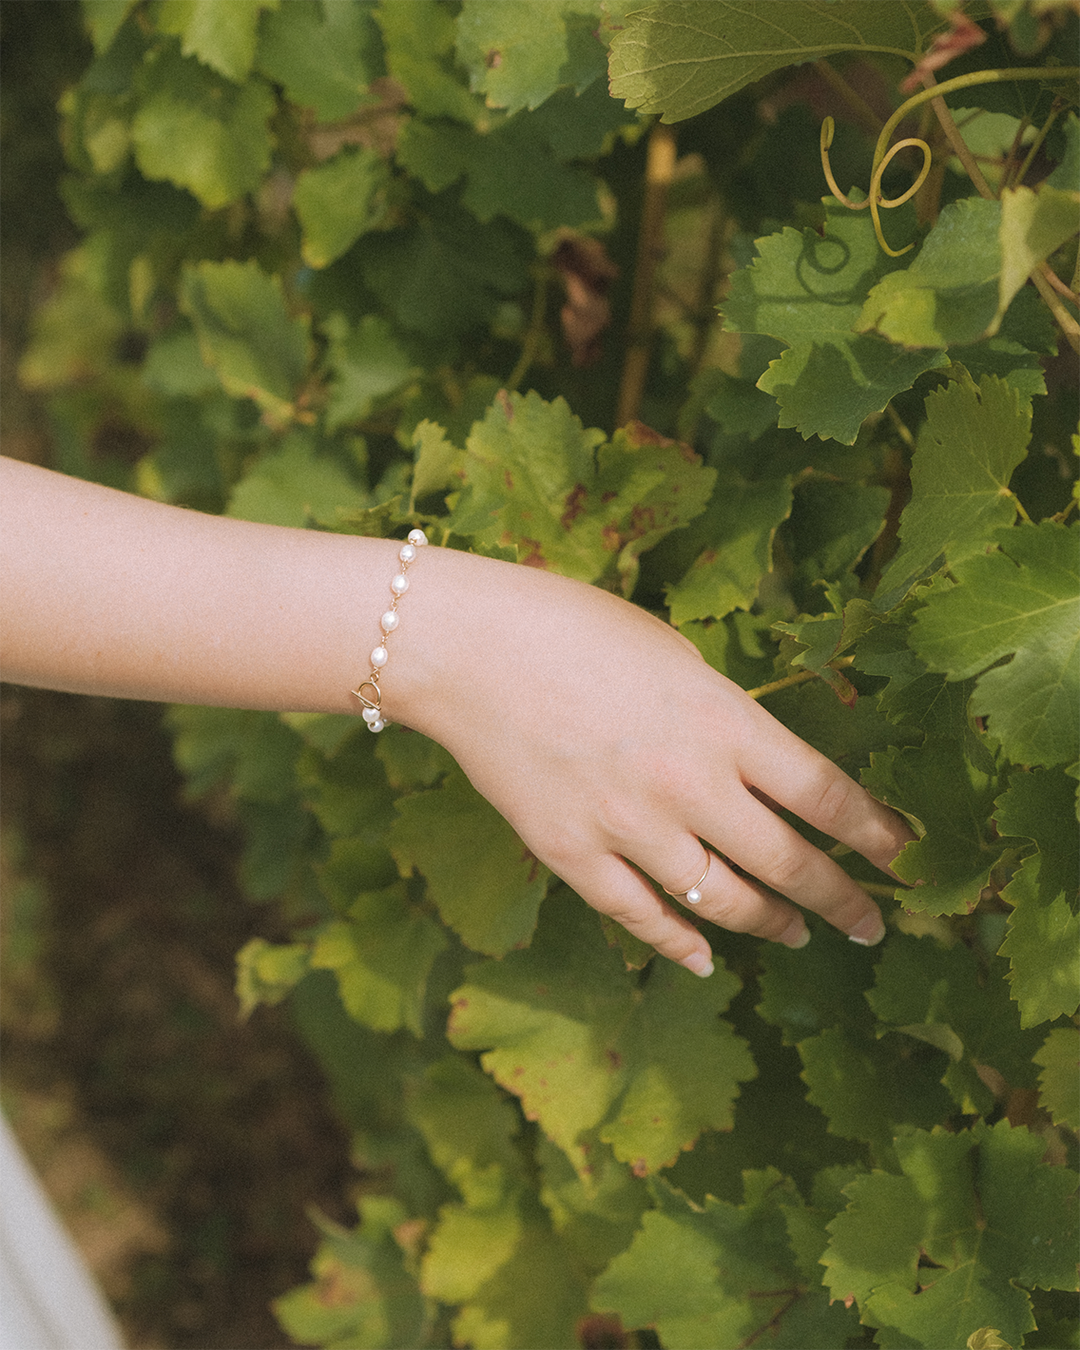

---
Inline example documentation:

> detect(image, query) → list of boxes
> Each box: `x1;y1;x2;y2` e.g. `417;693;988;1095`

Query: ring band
664;855;711;905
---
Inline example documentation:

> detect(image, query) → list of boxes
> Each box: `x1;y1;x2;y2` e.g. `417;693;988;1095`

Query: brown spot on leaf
485;48;502;69
631;1158;649;1177
562;483;587;528
606;1048;622;1071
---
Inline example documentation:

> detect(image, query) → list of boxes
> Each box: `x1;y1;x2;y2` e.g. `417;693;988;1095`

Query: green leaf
861;737;1006;914
131;45;274;208
294;148;390;269
998;182;1080;325
723;205;947;444
910;521;1080;769
226;431;367;526
234;936;311;1019
858;181;1079;353
664;475;792;625
166;705;302;802
360;207;527;340
389;767;549;957
309;885;447;1037
375;0;485;126
322;313;416;434
454;0;607;115
798;1024;954;1159
447;889;753;1177
824;1122;1079;1348
858;197;1004;348
431;1208;589;1350
449;391;715;593
273;1197;431;1350
407;1055;524;1209
867;933;1042;1113
397;117;601;232
592;1172;856;1349
537;1135;650;1276
1034;1026;1080;1131
154;0;274;83
774;594;879;705
968;1331;1012;1350
875;375;1031;608
608;0;950;123
82;0;140;55
998;857;1080;1027
256;0;377;121
180;259;310;424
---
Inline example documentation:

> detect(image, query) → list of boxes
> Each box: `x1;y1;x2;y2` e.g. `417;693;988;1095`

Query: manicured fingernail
780;918;811;949
848;914;886;947
681;951;715;978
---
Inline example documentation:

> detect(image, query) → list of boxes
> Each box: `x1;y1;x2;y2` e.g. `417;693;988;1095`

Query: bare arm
0;457;912;975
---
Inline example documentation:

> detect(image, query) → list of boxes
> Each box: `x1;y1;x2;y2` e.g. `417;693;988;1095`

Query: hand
397;551;915;977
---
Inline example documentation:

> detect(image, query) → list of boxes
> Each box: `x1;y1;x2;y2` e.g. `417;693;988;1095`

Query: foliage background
2;2;1079;1348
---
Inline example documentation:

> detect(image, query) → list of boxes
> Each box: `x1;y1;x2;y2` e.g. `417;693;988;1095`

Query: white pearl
399;543;416;564
407;529;427;546
361;707;381;724
368;718;386;733
381;611;399;633
371;646;388;667
390;573;409;596
686;888;702;904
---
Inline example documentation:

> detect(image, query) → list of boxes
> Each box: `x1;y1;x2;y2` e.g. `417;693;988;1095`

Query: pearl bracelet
351;529;428;732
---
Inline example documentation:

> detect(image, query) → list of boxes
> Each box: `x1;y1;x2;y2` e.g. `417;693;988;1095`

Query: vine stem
746;657;854;702
616;121;676;427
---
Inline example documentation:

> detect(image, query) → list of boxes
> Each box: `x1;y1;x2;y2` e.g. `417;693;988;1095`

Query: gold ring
664;855;711;905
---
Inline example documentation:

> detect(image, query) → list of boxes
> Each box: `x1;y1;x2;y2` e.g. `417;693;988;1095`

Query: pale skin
0;456;914;976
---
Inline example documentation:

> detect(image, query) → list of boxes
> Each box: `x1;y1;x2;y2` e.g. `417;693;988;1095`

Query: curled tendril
820;115;933;256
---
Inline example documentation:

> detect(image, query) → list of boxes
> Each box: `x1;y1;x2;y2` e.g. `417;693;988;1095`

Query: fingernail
680;951;715;978
848;913;886;947
780;918;811;949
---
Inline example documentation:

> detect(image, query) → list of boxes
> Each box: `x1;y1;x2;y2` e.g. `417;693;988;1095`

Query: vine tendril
821;64;1080;257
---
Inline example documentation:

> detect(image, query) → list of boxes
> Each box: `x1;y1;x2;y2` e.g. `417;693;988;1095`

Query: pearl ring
664;854;711;905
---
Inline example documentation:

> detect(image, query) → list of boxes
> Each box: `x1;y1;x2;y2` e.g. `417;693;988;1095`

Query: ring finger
652;845;810;948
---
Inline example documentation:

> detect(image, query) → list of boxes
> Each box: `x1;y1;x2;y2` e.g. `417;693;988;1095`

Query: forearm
0;457;453;717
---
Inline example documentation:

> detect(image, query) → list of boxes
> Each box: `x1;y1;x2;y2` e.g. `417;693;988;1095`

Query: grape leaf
273;1197;431;1350
867;933;1042;1113
397;117;600;231
308;885;447;1037
256;0;377;122
131;45;274;208
235;936;310;1019
910;520;1080;769
375;0;484;126
389;767;549;957
449;391;715;593
225;431;367;526
1034;1026;1080;1131
774;594;879;704
429;1206;589;1350
447;889;753;1177
359;206;527;340
167;705;302;802
608;0;951;123
797;1025;953;1160
861;738;1006;914
455;0;607;115
998;857;1080;1028
592;1172;857;1349
293;148;390;269
83;0;140;54
180;259;310;424
722;205;947;444
322;313;417;434
757;918;878;1045
664;474;792;625
858;176;1075;354
155;0;273;83
875;375;1031;608
407;1055;525;1209
536;1135;650;1276
824;1121;1079;1349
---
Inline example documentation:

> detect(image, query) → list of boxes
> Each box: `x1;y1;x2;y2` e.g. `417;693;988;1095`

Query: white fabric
0;1114;125;1349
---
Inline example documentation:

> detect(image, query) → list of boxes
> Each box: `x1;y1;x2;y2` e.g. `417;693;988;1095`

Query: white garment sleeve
0;1114;125;1350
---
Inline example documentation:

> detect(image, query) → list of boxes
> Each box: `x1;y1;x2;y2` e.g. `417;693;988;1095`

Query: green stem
871;66;1080;182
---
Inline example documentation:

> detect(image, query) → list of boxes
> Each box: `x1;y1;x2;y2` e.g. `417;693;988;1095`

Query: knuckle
809;769;859;833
